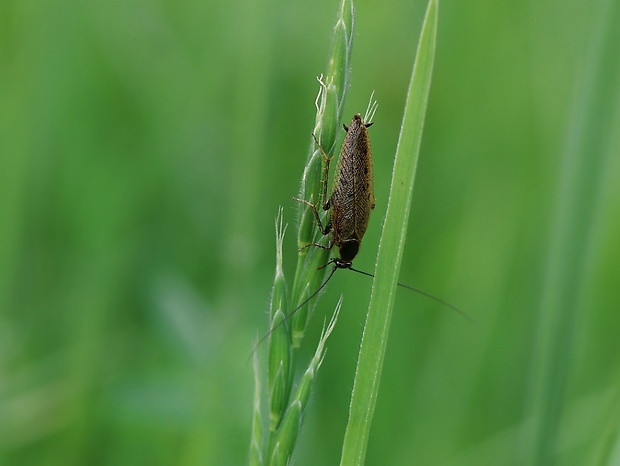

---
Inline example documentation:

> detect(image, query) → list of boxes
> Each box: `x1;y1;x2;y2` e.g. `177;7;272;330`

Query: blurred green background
1;0;619;465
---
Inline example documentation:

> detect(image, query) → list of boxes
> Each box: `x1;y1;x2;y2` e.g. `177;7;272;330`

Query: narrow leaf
340;0;438;464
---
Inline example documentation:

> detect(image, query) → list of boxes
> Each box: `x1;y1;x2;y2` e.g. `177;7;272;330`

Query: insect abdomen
329;113;375;259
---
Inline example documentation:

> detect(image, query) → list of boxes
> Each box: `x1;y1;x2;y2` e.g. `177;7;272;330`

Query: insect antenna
348;266;473;322
250;265;339;356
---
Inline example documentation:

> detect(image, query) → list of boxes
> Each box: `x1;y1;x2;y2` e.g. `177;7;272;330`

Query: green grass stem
253;1;355;463
340;0;438;464
291;0;354;347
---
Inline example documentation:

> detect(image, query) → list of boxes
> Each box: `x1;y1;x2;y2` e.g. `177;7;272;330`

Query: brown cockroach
293;111;467;320
296;112;375;271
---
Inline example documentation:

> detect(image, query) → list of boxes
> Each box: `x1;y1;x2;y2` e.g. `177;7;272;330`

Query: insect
252;106;468;355
295;112;375;271
292;109;468;321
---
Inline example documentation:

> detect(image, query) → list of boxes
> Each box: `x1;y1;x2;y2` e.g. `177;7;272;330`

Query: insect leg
292;197;332;236
292;132;335;251
297;238;333;253
293;201;333;253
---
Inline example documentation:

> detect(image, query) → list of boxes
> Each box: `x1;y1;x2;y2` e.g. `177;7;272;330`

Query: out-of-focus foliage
1;0;618;464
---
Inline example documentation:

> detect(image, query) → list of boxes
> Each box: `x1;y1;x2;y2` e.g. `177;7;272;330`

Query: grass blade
519;0;620;463
339;0;438;464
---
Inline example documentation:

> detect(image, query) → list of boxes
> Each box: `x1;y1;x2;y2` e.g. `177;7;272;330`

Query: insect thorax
338;238;360;263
